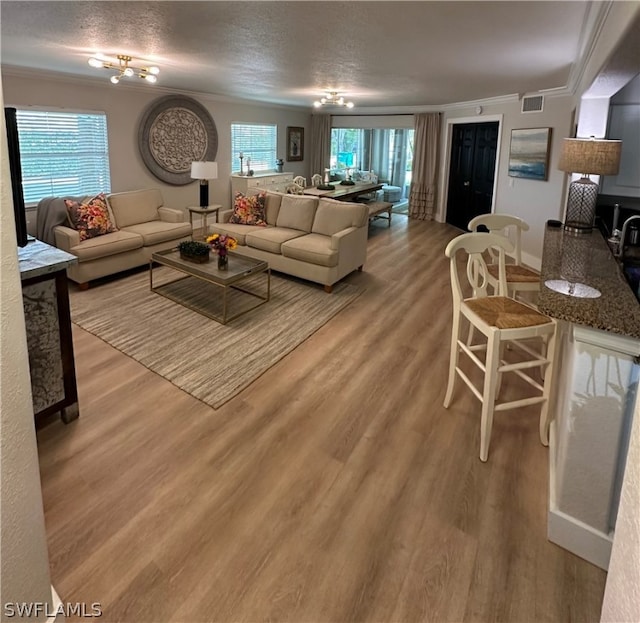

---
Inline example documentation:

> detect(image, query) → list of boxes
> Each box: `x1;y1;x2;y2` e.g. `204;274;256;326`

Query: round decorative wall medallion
138;95;218;185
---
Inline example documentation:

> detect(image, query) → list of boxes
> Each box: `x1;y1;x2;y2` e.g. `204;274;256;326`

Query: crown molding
566;1;613;96
1;64;571;117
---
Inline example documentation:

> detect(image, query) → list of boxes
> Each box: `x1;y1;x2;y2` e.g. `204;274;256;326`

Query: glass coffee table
150;249;270;324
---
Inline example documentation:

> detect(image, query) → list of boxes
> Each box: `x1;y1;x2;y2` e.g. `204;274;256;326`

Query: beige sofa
47;189;192;287
208;192;369;292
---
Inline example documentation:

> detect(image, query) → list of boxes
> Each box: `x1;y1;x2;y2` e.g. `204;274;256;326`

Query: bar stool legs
443;232;557;462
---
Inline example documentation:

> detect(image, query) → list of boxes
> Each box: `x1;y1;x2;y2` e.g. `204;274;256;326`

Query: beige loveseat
208;192;369;292
44;189;192;287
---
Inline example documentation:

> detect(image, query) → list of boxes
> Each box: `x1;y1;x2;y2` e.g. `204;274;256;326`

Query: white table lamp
191;161;218;208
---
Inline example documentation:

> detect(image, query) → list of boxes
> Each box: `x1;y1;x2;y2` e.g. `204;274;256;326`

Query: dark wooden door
446;122;499;230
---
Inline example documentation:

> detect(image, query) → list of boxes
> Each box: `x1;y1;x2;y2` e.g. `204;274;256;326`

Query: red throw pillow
229;192;267;226
65;193;117;241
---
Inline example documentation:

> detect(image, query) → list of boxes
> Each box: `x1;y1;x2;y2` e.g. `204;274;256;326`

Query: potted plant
177;240;210;263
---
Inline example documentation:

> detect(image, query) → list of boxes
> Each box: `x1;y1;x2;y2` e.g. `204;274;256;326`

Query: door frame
437;114;504;223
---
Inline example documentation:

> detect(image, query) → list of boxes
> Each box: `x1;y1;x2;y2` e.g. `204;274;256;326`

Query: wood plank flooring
36;216;607;622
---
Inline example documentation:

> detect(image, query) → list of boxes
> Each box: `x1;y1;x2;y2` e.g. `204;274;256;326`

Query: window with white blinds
231;123;277;173
15;109;111;204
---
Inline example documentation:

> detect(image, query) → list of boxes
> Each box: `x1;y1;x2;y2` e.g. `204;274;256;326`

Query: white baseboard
522;250;541;272
547;507;613;570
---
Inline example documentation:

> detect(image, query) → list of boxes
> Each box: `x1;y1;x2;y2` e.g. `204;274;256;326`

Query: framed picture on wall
508;127;552;180
286;126;304;161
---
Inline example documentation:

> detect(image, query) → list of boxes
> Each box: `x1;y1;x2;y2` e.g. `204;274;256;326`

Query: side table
188;205;222;239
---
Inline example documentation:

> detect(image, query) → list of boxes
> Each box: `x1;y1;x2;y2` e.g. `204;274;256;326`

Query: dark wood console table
19;239;80;424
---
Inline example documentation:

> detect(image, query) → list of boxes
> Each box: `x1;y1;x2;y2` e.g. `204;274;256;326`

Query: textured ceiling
0;1;593;109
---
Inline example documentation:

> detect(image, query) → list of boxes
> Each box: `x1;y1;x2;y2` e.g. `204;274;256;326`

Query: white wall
439;95;574;269
602;73;640;199
1;70;311;230
611;73;640;104
600;396;640;622
0;74;52;622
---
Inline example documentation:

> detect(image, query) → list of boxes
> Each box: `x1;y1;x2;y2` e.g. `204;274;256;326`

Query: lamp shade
558;138;621;176
190;161;218;180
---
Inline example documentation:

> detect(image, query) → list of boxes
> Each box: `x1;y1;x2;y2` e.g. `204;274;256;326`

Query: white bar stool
467;214;540;300
443;232;557;462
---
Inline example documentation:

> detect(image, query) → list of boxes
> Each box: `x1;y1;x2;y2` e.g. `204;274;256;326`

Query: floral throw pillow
229;192;267;226
65;193;117;241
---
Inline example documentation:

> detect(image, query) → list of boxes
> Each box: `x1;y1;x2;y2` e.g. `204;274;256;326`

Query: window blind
231;123;277;173
16;109;111;204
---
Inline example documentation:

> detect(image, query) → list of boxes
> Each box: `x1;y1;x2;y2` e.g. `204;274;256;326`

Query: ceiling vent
521;94;544;113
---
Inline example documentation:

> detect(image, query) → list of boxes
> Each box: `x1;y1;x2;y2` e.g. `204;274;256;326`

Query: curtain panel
309;114;331;178
409;113;441;221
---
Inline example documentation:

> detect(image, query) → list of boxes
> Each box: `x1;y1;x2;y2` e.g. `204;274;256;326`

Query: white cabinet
230;172;294;201
548;322;639;570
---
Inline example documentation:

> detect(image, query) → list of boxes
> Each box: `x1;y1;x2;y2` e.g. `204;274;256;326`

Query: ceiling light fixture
88;54;160;85
313;92;354;109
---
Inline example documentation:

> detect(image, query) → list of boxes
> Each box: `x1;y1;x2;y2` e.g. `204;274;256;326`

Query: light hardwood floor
36;216;606;622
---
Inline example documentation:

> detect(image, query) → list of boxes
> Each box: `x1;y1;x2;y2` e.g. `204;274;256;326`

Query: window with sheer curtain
231;123;277;173
15;109;111;205
330;128;414;197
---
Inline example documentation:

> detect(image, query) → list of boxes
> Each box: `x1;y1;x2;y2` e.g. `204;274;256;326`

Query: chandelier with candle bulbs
88;54;160;85
313;92;354;108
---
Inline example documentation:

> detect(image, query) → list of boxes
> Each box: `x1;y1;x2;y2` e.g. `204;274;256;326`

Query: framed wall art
508;127;552;180
286;126;304;162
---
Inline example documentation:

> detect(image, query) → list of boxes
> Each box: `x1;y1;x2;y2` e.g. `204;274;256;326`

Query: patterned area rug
70;267;363;409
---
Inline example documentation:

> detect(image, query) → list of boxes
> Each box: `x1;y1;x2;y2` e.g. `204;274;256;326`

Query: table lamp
558;137;621;234
191;161;218;208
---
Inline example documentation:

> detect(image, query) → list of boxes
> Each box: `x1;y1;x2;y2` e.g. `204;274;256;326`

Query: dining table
302;181;383;202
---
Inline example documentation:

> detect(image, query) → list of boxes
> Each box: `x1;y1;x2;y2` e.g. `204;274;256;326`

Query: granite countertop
18;238;77;280
538;225;640;339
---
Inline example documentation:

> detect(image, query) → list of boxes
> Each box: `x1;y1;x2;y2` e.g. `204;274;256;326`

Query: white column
0;72;53;620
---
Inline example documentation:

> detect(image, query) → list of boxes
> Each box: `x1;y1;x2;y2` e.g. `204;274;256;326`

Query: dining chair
443;232;557;462
467;214;540;300
293;175;307;188
311;173;323;187
285;182;304;195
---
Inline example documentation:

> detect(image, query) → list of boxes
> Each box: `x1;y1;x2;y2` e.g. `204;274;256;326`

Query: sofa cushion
264;192;283;225
245;227;306;254
275;195;318;232
65;193;117;241
209;223;270;246
312;198;369;236
229;192;267;226
120;221;192;246
107;189;163;228
281;234;339;268
70;230;143;261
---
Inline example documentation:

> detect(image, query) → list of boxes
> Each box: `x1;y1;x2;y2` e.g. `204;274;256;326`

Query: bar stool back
468;214;540;299
443;232;557;461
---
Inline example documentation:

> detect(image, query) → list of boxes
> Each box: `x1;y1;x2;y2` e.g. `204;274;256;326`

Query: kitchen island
539;224;640;570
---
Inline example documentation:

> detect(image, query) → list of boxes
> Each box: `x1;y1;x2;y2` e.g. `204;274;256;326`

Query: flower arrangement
206;233;237;257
